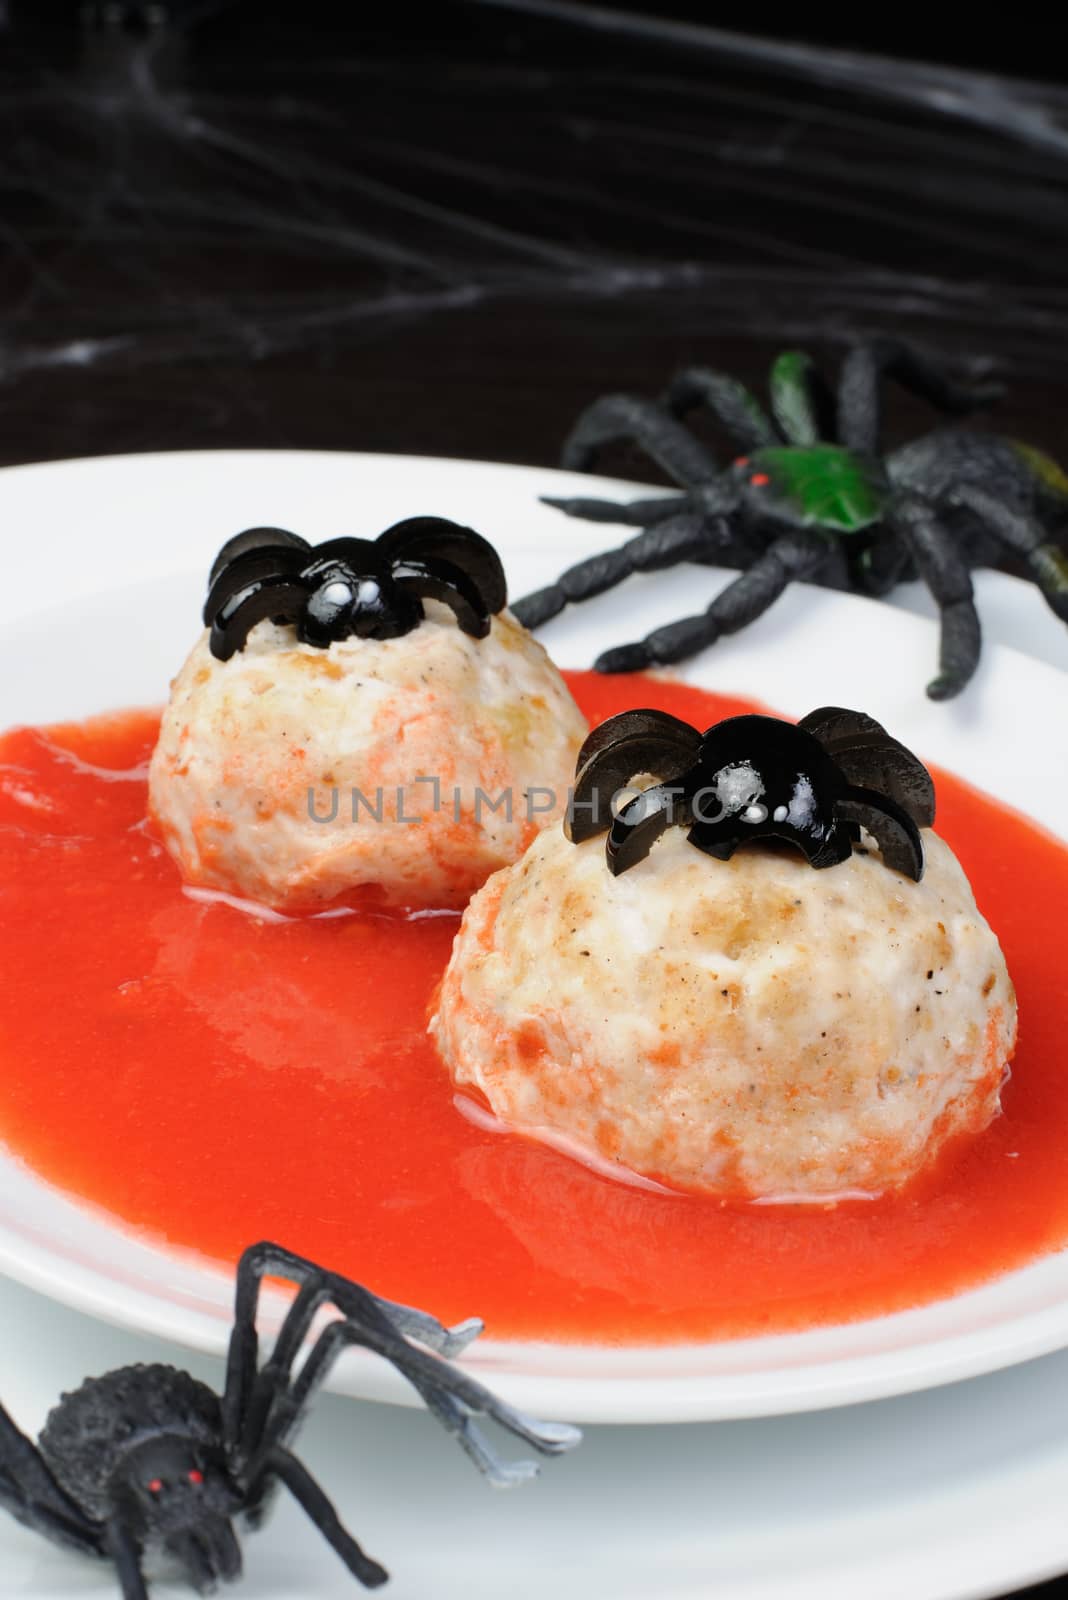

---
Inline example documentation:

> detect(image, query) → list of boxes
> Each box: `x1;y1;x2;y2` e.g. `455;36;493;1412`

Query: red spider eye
735;456;750;467
750;473;770;487
147;1478;163;1494
188;1469;204;1486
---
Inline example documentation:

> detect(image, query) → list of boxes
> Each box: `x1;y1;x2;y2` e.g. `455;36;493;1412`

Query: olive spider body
568;704;934;882
205;517;507;662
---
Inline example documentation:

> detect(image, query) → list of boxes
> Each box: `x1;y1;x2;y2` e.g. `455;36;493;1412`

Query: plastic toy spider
0;1241;579;1598
513;340;1068;699
206;517;508;662
567;704;934;880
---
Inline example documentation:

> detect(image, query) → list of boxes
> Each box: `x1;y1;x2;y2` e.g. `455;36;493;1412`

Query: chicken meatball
149;607;587;912
431;823;1016;1200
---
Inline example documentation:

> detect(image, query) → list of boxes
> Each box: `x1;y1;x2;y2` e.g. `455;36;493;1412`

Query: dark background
3;4;1068;1595
3;1;1068;482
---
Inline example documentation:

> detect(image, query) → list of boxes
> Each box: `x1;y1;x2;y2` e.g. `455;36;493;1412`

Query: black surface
2;5;1067;1595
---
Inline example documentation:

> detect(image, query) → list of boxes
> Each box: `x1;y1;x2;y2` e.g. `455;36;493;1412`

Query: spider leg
104;1517;149;1600
247;1446;388;1589
798;709;935;827
223;1242;483;1456
853;532;912;598
944;482;1068;624
264;1319;579;1491
838;338;1002;454
393;555;494;638
560;394;720;485
254;1323;541;1494
539;493;688;526
208;527;310;591
512;509;736;631
241;1276;480;1480
569;711;701;844
663;368;778;451
370;1298;483;1357
768;351;836;447
0;1400;104;1558
203;543;308;627
608;781;693;875
886;496;982;700
376;517;507;616
208;575;308;662
837;786;925;881
594;530;831;673
237;1281;327;1469
575;707;702;771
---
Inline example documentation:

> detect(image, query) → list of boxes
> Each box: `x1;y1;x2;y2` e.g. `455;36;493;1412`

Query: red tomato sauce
0;671;1065;1344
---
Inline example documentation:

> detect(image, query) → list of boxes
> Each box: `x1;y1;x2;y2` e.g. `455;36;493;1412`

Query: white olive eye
321;580;354;607
773;804;789;822
742;803;768;825
356;579;383;605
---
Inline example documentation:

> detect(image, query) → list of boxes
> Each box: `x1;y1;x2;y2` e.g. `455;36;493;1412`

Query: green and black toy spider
512;340;1068;699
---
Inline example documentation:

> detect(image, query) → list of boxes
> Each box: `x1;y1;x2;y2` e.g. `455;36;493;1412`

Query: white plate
1;449;1067;1428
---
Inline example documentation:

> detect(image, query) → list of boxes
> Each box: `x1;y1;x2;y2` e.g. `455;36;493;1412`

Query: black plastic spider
567;704;934;881
512;340;1068;699
0;1241;579;1598
205;517;508;662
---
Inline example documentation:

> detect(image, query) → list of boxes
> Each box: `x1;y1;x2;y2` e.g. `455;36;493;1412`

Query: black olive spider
513;340;1068;699
205;517;508;662
0;1241;579;1598
567;704;934;881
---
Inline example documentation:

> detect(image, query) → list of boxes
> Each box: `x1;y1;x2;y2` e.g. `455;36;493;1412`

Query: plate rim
1;445;1067;1425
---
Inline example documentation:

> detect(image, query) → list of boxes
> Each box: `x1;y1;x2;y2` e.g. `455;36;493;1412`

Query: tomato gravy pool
0;672;1065;1343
